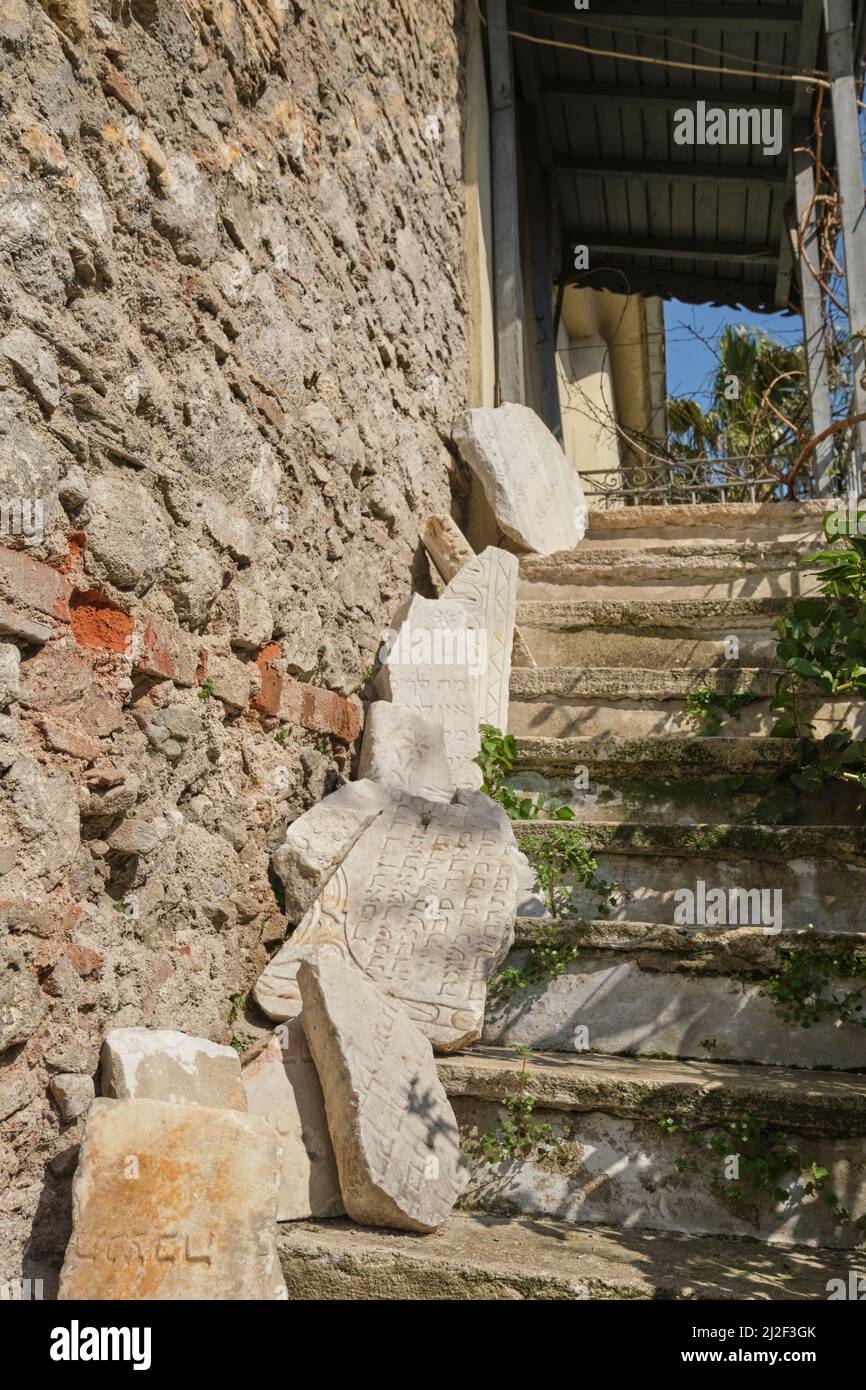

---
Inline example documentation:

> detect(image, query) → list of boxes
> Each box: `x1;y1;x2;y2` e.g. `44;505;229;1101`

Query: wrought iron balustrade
578;445;863;507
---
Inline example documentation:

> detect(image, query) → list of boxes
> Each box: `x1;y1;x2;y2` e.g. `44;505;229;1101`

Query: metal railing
579;440;862;507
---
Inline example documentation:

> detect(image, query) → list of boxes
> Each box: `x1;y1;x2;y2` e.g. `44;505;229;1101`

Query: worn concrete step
276;1210;863;1300
511;821;866;934
519;541;822;602
508;667;865;740
516;597;787;667
583;501;826;550
441;1049;866;1247
484;920;866;1070
508;734;861;825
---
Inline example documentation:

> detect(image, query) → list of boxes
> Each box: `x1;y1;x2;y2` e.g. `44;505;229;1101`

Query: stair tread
276;1211;861;1300
511;667;782;698
511;820;866;861
518;596;791;626
526;537;819;560
513;733;800;768
495;921;866;1069
520;538;818;576
438;1047;866;1127
586;500;826;533
511;917;866;952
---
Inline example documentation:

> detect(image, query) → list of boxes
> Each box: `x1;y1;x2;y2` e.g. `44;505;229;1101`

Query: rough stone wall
0;0;469;1288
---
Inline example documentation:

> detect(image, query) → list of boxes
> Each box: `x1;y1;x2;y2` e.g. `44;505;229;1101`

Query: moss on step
276;1211;860;1300
518;540;812;585
439;1050;866;1139
517;596;792;631
510;666;779;701
509;919;866;979
586;500;827;532
513;734;801;775
511;819;866;864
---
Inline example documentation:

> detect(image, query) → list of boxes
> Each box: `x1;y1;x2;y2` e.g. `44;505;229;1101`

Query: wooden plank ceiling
508;0;858;313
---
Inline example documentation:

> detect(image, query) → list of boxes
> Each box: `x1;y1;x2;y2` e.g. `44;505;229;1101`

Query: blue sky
663;300;803;402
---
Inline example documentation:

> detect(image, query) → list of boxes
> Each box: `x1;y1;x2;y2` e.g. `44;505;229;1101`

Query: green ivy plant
476;725;575;821
490;921;585;999
752;736;866;826
658;1111;864;1232
521;824;617;921
465;1047;558;1167
228;992;246;1026
227;991;247;1053
701;512;866;822
760;511;866;819
772;512;866;731
684;685;757;736
722;730;866;824
742;926;866;1030
477;728;618;995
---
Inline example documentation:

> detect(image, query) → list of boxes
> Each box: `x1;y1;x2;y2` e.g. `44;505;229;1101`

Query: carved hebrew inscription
444;547;517;732
298;954;469;1231
254;790;520;1051
58;1099;286;1300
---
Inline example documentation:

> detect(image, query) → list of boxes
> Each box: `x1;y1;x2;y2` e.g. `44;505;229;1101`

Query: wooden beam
567;231;778;264
512;4;566;329
554;156;786;186
773;205;796;310
563;266;787;313
511;4;545;130
489;0;525;405
520;103;563;442
791;124;834;492
522;1;801;27
772;0;824;308
824;0;866;491
545;82;792;109
793;0;825;120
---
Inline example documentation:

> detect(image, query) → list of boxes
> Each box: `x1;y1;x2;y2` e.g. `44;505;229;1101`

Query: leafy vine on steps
684;685;759;737
691;510;866;822
740;926;866;1030
463;1047;559;1168
519;824;618;923
658;1112;865;1235
489;921;585;1001
476;726;618;999
476;724;575;820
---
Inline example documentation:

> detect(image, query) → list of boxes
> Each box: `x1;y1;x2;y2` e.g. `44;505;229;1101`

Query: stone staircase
277;1210;864;1300
458;502;866;1271
276;501;866;1298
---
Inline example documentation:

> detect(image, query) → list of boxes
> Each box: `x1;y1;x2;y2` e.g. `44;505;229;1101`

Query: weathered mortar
0;0;471;1288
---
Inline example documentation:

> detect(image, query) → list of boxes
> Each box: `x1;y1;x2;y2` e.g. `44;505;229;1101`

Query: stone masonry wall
0;0;470;1288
